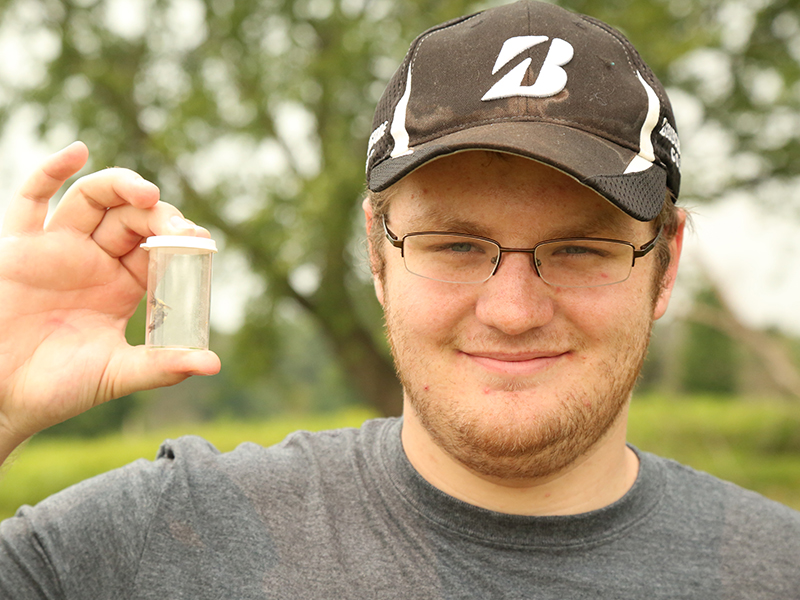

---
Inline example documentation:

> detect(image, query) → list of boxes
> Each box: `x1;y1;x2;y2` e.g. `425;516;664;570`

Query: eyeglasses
383;215;662;288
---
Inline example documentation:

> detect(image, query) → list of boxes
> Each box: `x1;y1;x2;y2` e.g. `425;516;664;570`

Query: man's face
369;151;682;481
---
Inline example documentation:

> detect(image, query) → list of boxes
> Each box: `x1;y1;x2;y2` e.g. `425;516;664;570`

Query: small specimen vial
140;235;218;350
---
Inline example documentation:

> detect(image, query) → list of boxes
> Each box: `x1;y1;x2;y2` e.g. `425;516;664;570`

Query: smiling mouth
462;351;569;376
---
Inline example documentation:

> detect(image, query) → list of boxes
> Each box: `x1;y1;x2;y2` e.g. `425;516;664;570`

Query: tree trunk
685;283;800;401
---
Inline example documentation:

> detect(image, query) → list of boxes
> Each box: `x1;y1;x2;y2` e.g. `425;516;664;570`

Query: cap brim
368;121;667;221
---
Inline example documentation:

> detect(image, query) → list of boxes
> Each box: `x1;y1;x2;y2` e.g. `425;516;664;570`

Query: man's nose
475;251;555;336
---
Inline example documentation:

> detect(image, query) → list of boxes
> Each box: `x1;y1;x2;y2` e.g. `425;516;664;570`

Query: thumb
106;347;221;398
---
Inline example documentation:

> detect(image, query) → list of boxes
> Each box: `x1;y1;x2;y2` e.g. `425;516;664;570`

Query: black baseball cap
366;0;681;221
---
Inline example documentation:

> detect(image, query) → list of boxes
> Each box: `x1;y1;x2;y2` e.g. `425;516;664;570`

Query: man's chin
444;427;595;482
411;382;633;482
473;372;549;394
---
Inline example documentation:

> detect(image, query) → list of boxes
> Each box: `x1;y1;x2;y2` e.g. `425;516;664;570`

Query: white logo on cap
366;121;388;170
482;36;574;102
658;118;681;169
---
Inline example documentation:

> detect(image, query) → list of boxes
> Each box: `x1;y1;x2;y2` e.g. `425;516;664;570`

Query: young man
0;1;798;597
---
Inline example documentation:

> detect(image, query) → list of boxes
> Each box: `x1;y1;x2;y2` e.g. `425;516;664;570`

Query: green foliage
680;288;740;394
680;326;740;394
2;0;800;422
629;394;800;508
1;0;507;417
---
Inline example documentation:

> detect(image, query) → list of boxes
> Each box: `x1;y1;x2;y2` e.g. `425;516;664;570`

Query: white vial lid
141;235;218;253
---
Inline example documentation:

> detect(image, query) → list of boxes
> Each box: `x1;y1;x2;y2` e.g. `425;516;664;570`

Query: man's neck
400;409;639;517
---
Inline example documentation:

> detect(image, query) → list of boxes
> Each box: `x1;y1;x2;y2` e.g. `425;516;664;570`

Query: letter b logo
482;36;574;102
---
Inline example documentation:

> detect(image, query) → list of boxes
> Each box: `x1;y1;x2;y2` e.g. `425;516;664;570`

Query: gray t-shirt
1;417;799;598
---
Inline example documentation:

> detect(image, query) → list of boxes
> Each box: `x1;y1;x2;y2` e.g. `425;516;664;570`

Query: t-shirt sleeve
0;448;173;599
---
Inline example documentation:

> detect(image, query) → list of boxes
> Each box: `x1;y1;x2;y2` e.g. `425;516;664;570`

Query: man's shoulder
624;451;800;593
7;417;399;536
155;416;398;482
645;450;800;532
143;417;400;527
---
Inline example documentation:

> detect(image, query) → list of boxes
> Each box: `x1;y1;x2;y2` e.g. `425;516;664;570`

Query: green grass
2;397;799;521
627;395;800;510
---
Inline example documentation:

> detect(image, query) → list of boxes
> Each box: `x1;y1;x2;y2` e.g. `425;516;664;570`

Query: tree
1;0;798;420
1;0;488;417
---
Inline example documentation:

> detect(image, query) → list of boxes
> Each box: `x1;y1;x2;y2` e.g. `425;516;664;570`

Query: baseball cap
365;0;681;221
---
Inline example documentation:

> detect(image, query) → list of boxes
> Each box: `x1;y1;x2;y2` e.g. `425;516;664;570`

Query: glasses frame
382;215;663;287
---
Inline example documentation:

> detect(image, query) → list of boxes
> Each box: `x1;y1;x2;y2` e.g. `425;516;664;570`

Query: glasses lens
403;234;499;283
535;240;633;288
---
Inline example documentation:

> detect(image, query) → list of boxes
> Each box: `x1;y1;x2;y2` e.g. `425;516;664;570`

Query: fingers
46;167;161;235
2;143;206;254
95;204;210;288
91;202;209;259
1;142;89;236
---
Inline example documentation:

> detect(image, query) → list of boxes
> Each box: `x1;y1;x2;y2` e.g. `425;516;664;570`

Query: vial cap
140;235;218;253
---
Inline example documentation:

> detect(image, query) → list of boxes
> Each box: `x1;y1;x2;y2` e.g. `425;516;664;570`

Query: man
0;1;798;598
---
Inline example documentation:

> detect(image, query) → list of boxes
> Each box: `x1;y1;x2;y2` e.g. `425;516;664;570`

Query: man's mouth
461;350;569;376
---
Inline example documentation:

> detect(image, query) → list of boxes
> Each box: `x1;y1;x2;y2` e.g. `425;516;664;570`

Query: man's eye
554;245;606;257
414;236;491;257
561;246;591;255
447;242;477;253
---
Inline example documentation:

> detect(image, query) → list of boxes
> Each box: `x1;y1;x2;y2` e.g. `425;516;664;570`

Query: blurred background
1;0;799;516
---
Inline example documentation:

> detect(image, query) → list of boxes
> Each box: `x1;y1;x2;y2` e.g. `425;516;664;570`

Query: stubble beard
384;300;653;482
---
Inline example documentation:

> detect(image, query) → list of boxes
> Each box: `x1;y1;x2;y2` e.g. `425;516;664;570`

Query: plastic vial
140;235;218;350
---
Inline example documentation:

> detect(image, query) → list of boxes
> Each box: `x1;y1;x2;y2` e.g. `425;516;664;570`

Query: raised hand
0;143;221;461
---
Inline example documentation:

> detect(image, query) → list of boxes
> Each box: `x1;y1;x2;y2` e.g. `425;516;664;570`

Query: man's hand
0;142;221;462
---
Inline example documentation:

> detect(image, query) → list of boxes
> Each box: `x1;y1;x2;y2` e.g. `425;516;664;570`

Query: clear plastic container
140;235;218;350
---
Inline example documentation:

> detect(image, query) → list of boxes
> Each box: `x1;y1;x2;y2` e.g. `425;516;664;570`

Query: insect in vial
148;295;171;333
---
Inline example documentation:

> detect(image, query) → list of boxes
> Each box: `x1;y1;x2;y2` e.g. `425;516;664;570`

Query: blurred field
627;395;800;510
1;396;799;521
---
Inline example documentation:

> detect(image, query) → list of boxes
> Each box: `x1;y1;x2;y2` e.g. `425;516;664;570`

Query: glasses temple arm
382;215;404;249
632;225;664;262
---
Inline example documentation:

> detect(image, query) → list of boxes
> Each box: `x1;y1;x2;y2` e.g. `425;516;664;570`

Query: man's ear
362;196;385;306
653;209;686;321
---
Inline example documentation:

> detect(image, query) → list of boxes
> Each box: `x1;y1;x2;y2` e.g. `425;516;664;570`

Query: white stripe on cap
389;69;414;158
624;71;660;174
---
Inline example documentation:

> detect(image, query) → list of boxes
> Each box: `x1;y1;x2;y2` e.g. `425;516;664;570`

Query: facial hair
384;296;654;482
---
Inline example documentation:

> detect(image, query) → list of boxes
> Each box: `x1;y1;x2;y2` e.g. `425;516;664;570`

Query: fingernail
133;178;159;193
169;215;194;231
